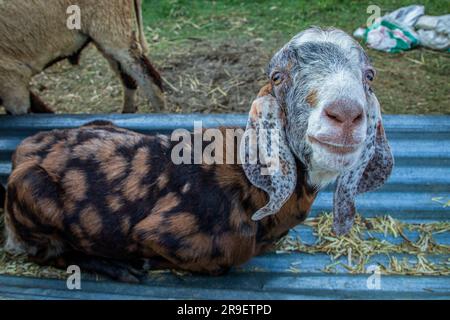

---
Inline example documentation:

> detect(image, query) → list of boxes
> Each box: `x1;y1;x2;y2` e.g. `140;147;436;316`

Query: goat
0;0;164;115
3;28;393;282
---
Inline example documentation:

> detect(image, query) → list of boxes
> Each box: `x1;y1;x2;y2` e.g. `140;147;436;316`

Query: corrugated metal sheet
0;114;449;300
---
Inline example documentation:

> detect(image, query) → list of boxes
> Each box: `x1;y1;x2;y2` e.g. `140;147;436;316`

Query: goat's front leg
0;76;30;115
141;254;232;276
48;252;146;283
103;55;138;113
0;78;53;114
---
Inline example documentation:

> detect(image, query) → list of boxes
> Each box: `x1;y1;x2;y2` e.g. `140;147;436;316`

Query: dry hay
277;213;450;276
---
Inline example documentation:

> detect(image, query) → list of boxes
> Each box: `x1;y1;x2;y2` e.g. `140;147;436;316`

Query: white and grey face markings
248;27;392;235
267;28;378;183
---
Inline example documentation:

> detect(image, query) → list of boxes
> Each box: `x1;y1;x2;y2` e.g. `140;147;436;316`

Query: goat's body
0;0;164;115
0;1;87;73
4;122;316;276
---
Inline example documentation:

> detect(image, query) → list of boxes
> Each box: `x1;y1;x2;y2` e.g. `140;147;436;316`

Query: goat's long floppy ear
333;96;394;235
357;121;394;194
240;93;297;221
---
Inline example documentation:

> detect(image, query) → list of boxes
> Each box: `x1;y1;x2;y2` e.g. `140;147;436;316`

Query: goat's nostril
323;99;364;126
353;112;363;123
325;109;343;123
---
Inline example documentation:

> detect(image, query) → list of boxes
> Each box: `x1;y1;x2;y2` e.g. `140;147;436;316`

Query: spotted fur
4;121;317;280
240;95;297;221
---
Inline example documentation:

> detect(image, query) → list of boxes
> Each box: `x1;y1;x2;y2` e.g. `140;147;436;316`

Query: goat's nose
323;99;364;125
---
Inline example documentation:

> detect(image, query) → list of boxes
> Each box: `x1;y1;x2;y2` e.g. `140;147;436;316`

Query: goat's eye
271;72;283;86
365;69;375;83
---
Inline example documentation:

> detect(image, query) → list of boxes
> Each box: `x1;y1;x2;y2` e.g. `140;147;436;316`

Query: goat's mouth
308;135;360;155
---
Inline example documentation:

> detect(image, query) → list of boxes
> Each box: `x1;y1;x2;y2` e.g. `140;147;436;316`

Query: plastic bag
363;19;420;53
385;5;424;27
356;5;424;53
416;14;450;51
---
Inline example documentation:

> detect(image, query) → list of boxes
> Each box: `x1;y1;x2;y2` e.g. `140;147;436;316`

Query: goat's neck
307;158;339;189
255;159;318;244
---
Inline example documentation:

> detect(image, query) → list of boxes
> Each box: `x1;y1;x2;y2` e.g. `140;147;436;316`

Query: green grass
142;0;448;40
141;0;450;114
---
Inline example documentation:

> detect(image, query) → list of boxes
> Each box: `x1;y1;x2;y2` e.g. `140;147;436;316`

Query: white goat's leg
85;1;165;112
94;42;165;112
112;49;164;112
122;87;138;114
103;55;138;113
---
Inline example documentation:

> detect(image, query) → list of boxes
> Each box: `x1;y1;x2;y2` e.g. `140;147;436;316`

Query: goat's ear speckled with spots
357;120;394;194
240;94;297;221
333;95;394;235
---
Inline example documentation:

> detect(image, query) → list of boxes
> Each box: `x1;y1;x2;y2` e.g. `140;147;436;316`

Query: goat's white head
241;28;394;235
272;28;377;174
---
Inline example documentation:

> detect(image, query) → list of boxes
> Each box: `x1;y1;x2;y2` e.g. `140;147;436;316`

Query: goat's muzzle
308;135;360;155
316;98;366;149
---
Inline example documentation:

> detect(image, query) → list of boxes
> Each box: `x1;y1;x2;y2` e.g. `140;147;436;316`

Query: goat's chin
310;143;362;173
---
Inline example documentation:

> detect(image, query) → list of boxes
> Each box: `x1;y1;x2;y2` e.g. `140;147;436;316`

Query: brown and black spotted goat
3;28;393;282
0;0;164;114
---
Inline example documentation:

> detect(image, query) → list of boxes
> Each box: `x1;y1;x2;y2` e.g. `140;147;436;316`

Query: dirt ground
16;38;448;116
27;39;270;115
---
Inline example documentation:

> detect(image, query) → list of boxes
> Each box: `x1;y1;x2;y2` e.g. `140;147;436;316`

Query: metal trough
0;114;449;299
